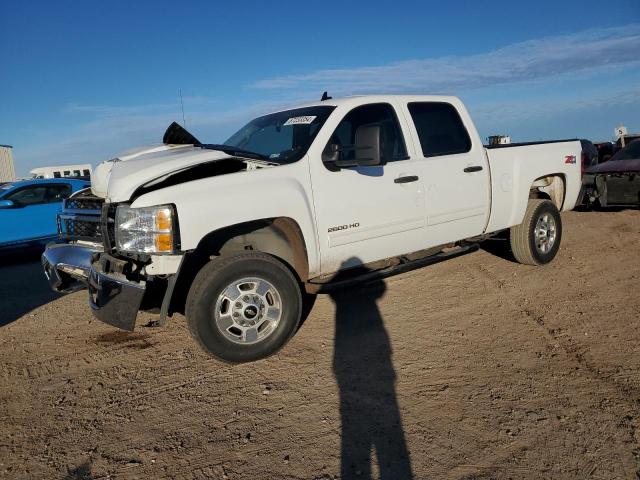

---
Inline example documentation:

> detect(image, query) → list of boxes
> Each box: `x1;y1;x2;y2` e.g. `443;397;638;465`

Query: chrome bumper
42;242;100;293
88;262;145;331
42;242;146;331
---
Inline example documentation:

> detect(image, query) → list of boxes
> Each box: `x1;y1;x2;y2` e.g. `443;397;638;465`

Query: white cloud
467;87;640;140
14;98;296;174
471;87;640;121
252;25;640;95
13;24;640;175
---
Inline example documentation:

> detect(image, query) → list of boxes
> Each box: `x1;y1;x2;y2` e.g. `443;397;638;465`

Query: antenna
180;89;186;127
321;91;332;101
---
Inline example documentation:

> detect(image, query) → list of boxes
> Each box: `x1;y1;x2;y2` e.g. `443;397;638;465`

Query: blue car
0;178;90;252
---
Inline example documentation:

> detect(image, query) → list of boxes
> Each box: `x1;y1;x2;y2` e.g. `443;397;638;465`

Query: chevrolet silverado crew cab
43;95;582;362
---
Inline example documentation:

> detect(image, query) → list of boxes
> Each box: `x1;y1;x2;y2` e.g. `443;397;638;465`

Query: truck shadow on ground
330;258;414;479
479;234;518;264
0;250;59;328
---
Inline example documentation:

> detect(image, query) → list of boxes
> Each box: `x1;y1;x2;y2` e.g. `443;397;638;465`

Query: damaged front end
42;242;101;293
42;190;105;293
42;189;181;331
88;254;147;331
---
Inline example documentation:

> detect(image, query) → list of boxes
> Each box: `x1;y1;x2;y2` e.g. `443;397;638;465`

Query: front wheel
509;199;562;265
186;252;302;363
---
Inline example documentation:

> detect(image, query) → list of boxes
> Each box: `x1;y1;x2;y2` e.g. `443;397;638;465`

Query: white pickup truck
42;95;582;362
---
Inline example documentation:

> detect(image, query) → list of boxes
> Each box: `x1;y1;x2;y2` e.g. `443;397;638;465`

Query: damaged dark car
582;139;640;208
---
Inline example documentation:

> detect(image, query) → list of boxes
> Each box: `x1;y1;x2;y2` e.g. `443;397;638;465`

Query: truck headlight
115;205;178;253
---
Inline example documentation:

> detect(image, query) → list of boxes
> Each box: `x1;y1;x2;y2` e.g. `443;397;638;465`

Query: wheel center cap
244;305;258;319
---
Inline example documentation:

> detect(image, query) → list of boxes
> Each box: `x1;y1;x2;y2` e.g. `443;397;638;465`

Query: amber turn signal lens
154;233;173;252
156;209;172;231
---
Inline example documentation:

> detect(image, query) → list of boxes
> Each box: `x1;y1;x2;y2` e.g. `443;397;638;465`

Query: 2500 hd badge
328;223;360;233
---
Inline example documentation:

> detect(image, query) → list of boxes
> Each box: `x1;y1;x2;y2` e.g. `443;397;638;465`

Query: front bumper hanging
88;261;146;331
42;242;100;292
42;242;147;331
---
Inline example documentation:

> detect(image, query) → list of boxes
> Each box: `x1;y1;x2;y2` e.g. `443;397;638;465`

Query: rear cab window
407;102;472;157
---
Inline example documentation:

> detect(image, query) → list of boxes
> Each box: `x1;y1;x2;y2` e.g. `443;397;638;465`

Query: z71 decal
564;155;577;164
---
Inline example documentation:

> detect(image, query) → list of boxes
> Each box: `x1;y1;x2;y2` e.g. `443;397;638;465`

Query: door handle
464;166;483;173
394;175;419;184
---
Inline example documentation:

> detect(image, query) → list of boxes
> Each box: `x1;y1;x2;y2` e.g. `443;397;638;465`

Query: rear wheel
510;199;562;265
186;252;302;363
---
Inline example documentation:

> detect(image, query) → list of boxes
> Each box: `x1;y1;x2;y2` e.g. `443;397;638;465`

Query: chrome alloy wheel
213;277;282;344
534;213;557;254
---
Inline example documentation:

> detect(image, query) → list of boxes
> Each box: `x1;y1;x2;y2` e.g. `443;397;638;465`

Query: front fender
129;159;320;277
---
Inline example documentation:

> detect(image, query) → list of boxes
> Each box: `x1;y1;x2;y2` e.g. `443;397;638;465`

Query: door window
408;102;471;157
325;103;408;164
45;184;72;202
5;186;49;206
4;184;72;206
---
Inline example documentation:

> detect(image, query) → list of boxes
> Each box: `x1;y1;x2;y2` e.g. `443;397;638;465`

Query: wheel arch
169;217;309;316
529;173;566;210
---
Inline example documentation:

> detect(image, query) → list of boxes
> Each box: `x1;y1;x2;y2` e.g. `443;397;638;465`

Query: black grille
57;192;104;242
64;197;104;211
60;216;102;240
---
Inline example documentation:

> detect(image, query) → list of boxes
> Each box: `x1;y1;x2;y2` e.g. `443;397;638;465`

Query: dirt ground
0;208;639;480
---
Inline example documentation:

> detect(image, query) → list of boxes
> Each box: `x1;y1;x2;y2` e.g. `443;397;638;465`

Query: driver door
309;102;426;274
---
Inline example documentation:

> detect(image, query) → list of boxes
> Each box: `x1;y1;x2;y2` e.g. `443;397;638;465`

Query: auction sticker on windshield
283;116;317;126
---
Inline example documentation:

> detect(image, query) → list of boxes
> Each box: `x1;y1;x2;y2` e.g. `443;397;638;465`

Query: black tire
509;199;562;266
186;252;302;363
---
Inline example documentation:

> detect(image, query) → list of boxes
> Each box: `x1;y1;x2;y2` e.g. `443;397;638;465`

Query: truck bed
484;140;582;234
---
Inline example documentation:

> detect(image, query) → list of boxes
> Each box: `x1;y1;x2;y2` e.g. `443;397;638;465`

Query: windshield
223;106;335;164
610;140;640;161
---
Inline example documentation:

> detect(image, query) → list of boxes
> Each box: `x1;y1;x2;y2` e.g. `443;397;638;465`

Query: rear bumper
88;263;146;331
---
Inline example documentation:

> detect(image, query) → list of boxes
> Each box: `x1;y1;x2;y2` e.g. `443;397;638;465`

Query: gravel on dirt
0;208;638;479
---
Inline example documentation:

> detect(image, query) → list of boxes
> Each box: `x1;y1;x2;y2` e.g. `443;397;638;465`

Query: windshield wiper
199;144;270;161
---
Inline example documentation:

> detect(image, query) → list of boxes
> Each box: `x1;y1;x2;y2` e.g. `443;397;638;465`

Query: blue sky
1;0;639;176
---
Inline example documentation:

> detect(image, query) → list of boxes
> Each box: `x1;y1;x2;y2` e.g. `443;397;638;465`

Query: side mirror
323;125;383;169
0;199;15;209
352;124;382;166
323;143;341;164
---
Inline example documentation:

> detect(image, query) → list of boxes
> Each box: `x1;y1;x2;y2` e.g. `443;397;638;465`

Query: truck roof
283;94;463;111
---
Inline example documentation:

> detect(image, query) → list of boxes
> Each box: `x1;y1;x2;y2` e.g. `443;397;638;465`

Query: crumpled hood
91;144;232;201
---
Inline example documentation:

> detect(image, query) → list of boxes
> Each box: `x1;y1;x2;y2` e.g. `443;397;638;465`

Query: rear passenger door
403;101;490;245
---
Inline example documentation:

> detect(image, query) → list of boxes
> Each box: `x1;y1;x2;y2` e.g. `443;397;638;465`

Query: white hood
91;144;233;201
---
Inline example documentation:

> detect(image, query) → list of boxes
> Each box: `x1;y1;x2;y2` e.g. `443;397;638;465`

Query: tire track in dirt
467;218;640;479
1;209;639;479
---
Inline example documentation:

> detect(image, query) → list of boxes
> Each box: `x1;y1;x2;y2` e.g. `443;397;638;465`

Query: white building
0;145;16;182
30;164;92;179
